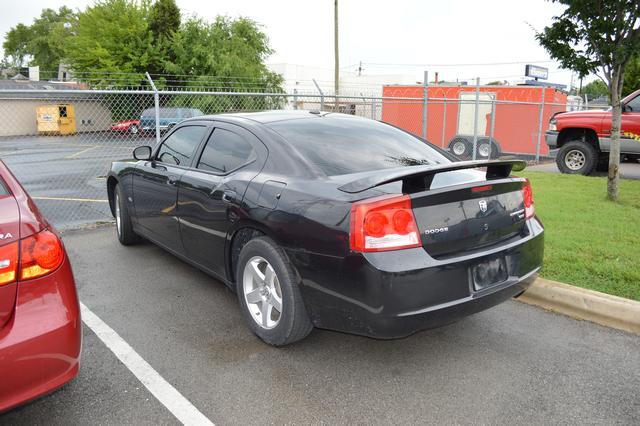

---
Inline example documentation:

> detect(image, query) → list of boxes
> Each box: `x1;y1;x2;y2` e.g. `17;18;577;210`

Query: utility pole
334;0;339;111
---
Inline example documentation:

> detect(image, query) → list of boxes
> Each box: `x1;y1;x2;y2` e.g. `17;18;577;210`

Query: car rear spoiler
337;159;527;193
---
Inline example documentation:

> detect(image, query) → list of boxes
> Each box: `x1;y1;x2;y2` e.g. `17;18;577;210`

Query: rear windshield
268;117;449;176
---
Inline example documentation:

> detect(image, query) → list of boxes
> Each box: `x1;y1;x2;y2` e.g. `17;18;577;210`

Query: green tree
3;23;32;68
149;0;180;41
164;16;284;112
2;8;75;74
64;0;160;87
536;0;640;201
580;79;609;98
148;0;180;76
622;56;640;96
27;7;76;74
166;17;281;85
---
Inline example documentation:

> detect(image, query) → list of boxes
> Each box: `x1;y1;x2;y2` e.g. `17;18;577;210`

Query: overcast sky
1;0;586;86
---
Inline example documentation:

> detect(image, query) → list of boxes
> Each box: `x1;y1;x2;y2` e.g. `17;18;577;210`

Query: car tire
236;236;313;346
449;137;471;160
556;140;598;175
129;124;139;135
114;183;140;245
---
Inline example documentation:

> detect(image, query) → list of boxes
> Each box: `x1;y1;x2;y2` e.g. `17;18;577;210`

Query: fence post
312;79;324;111
145;72;161;145
441;97;447;148
371;97;376;120
488;97;496;159
293;88;298;110
471;77;480;160
422;71;428;139
535;86;546;163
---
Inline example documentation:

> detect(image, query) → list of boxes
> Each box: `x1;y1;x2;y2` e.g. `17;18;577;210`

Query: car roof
182;110;364;125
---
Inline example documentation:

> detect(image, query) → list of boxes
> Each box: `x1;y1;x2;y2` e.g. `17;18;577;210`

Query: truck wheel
449;137;470;160
556;140;598;175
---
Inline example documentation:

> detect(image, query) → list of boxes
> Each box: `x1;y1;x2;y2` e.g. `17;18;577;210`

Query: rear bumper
0;256;82;413
289;218;544;339
545;131;559;148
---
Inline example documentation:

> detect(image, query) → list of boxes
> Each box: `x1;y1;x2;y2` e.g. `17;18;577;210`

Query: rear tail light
0;241;19;286
20;230;64;280
0;229;63;285
350;194;421;252
523;179;535;219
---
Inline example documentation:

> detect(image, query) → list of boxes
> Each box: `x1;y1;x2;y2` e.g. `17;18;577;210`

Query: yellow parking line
65;145;100;159
32;196;109;203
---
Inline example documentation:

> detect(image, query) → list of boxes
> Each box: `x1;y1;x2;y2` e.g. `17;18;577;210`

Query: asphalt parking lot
1;226;638;424
0;133;153;229
528;160;640;179
530;150;640;179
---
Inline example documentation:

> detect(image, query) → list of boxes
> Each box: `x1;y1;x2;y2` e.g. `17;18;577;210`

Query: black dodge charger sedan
107;110;543;345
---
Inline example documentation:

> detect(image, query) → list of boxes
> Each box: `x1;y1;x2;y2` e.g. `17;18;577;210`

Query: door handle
167;175;178;186
222;190;237;203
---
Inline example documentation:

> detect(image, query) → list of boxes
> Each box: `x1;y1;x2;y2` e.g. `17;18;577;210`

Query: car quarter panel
0;255;81;413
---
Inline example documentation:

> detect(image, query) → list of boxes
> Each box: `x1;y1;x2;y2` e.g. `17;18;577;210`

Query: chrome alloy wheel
565;149;586;171
452;141;466;156
115;192;122;236
242;256;283;329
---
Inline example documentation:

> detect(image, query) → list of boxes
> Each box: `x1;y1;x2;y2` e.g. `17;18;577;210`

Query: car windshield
268;116;450;176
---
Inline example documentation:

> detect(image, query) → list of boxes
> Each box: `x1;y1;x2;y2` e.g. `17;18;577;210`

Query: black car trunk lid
411;180;527;258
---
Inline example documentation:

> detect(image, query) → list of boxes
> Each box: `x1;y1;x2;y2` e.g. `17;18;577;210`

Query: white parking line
80;302;214;426
32;196;109;203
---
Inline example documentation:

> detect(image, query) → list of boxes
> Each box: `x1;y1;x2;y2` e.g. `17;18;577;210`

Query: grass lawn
517;170;640;301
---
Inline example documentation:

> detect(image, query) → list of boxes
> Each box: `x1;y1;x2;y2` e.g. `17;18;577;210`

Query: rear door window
155;125;207;166
197;128;256;174
268;117;449;176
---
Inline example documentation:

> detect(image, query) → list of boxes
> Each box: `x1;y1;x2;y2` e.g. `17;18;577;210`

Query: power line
363;60;556;68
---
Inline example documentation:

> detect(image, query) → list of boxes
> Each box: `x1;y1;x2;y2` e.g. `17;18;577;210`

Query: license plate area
472;257;508;291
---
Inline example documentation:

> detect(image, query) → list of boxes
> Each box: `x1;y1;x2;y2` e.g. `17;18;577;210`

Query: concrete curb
517;278;640;335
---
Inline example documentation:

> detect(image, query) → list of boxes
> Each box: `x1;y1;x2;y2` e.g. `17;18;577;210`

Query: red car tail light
0;241;19;286
350;194;421;252
20;230;64;280
523;179;535;219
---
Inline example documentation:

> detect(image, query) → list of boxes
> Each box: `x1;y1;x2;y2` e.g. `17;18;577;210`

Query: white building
267;63;417;96
267;63;417;117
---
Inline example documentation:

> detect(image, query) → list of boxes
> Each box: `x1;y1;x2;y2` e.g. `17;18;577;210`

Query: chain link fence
0;80;578;230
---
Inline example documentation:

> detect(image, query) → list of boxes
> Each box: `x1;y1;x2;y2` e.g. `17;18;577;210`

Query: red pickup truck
546;88;640;174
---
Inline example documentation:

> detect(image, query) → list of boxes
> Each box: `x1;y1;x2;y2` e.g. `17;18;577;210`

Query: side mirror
133;145;152;161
